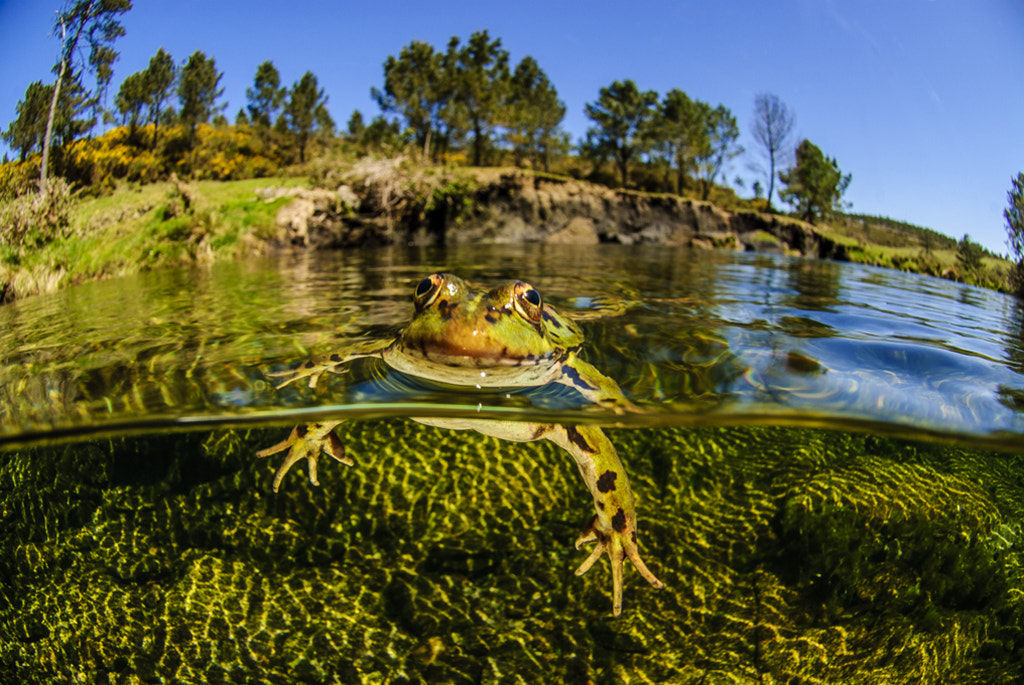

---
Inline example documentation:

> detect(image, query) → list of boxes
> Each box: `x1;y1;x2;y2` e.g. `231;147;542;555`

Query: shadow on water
1;245;1023;682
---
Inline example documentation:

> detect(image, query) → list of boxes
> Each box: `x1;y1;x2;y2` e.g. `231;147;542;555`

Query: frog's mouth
402;336;557;368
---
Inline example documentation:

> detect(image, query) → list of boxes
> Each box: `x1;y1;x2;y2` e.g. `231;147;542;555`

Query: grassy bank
817;216;1011;292
0;165;1017;303
1;177;305;302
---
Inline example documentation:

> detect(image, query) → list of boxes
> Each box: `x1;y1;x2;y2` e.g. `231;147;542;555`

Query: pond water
1;245;1023;683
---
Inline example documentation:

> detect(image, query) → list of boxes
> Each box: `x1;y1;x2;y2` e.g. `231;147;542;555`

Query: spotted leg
547;423;664;615
416;417;663;616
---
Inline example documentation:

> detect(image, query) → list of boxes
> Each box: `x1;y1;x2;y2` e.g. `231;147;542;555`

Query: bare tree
751;93;796;210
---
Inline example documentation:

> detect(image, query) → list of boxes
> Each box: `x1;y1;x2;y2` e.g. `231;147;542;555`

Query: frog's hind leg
256;421;351;492
418;418;663;616
546;423;664;616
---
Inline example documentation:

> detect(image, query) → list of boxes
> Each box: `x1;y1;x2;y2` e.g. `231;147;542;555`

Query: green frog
257;272;663;616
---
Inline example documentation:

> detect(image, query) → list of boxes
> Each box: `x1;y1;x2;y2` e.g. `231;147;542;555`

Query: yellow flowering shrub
56;123;285;189
70;125;167;187
0;159;39;201
189;124;281;180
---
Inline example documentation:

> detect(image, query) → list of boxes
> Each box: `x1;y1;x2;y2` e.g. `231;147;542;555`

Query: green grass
2;177;306;300
815;221;1012;291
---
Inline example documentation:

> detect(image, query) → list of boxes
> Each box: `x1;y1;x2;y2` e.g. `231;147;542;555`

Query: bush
0;177;75;249
0;159;40;203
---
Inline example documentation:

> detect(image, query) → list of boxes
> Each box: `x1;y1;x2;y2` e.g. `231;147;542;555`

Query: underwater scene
2;245;1024;683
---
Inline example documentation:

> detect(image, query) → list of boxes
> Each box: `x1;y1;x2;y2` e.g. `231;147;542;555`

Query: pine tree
778;139;852;223
584;79;658;187
40;0;132;183
284;71;333;163
1004;172;1024;296
246;61;286;128
177;51;224;149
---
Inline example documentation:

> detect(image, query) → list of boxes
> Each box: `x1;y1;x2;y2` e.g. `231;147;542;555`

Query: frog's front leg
546;423;664;616
269;338;394;390
256;421;351;492
555;354;637;414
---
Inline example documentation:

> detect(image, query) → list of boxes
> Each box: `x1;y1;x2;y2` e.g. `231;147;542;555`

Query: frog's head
398;272;584;368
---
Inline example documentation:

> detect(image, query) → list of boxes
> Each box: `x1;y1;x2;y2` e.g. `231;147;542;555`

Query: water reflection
0;245;1022;447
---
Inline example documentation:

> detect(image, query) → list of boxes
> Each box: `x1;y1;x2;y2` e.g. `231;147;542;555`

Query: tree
584;79;658;187
504;56;565;171
41;0;132;184
347;110;365;140
373;41;446;159
114;69;147;139
4;78;91;170
246;61;286;128
115;47;175;149
177;50;224;148
361;115;405;151
956;233;985;277
751;93;796;210
142;48;176;149
90;44;118;133
448;30;509;166
284;71;333;163
778;139;852;223
654;89;704;194
3;81;56;162
1005;172;1024;296
693;103;742;200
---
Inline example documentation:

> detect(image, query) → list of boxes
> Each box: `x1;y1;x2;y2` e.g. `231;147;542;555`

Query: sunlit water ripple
0;244;1022;448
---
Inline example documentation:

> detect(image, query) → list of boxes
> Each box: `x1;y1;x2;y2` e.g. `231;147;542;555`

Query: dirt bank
269;169;851;260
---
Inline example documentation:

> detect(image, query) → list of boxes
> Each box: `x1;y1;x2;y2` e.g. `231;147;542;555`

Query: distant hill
837;213;960;252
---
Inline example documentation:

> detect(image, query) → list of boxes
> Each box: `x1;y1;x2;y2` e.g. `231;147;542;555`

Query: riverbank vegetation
1;3;1019;302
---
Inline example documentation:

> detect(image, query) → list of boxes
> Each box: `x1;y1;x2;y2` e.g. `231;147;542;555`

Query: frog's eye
414;273;444;311
513;282;543;322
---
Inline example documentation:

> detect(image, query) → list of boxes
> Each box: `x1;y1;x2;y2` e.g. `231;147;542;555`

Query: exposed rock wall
265;170;850;260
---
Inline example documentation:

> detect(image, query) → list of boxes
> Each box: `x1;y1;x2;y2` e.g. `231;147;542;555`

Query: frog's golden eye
513;282;543;322
414;273;444;311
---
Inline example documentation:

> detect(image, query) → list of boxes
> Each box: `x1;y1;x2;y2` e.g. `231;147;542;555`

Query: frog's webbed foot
255;422;351;492
268;340;392;390
574;515;664;616
267;358;348;390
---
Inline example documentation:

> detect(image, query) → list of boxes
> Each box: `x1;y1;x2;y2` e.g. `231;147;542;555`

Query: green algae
1;423;1023;683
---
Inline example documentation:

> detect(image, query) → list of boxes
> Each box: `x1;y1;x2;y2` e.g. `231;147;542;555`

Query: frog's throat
386;345;565;387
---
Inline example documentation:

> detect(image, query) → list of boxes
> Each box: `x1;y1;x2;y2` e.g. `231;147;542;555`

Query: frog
257;272;664;616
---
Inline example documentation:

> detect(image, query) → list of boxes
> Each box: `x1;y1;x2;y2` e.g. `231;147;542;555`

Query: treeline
2;44;335;190
3;5;852;226
842;213;958;251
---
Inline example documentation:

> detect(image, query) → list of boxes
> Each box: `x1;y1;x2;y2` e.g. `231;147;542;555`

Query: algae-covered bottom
2;422;1023;684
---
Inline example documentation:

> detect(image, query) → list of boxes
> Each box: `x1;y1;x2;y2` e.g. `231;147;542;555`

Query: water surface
2;245;1024;683
1;244;1022;446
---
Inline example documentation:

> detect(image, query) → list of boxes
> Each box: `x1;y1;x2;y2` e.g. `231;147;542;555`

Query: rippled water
1;244;1022;447
3;245;1024;683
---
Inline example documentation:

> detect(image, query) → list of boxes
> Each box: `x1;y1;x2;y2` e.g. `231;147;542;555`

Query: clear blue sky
2;0;1021;254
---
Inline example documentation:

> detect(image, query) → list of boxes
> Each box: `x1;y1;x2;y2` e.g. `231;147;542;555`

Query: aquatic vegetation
1;426;1023;682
